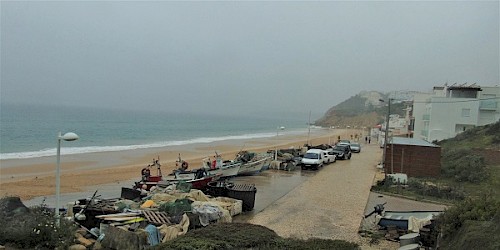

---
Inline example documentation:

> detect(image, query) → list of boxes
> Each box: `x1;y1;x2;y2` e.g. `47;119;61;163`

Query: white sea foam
0;129;308;160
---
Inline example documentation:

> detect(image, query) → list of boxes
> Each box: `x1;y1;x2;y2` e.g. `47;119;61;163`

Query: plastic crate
227;183;257;211
206;181;234;197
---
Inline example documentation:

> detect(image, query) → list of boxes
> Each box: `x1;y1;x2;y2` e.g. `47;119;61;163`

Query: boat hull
160;175;217;190
237;157;271;176
208;163;241;178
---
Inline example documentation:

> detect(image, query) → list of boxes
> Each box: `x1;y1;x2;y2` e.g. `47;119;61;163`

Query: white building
413;84;500;142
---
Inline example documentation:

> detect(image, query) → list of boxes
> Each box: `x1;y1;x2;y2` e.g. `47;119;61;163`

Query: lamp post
55;132;79;226
379;99;391;174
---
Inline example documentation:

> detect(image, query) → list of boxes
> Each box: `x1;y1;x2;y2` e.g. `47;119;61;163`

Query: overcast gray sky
1;1;499;117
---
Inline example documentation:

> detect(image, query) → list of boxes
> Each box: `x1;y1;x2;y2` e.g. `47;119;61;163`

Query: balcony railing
479;100;498;110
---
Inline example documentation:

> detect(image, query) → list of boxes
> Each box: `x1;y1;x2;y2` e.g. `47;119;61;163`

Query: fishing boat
201;154;241;178
158;169;220;190
133;157;219;191
164;154;241;180
236;151;272;176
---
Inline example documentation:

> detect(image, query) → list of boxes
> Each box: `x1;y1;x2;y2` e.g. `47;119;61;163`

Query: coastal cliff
315;91;406;128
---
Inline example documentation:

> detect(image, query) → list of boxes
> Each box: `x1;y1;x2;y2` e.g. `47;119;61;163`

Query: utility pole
380;98;391;174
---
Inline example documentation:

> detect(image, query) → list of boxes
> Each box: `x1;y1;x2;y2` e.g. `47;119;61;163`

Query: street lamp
55;132;79;226
379;99;391;174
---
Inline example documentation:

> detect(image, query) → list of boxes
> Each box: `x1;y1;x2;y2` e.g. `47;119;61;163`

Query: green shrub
440;211;500;250
441;149;488;183
0;199;77;249
408;178;424;190
390;178;465;200
437;195;500;239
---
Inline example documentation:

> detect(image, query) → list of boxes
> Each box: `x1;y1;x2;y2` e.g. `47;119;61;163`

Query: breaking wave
0;130;307;160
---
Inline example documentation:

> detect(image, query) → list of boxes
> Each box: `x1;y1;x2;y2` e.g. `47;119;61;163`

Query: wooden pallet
143;210;172;225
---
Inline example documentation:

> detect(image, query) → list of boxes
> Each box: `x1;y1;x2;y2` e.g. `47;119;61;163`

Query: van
301;149;327;170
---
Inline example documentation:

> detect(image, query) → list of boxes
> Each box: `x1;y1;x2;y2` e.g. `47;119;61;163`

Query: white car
301;149;327;170
324;149;337;163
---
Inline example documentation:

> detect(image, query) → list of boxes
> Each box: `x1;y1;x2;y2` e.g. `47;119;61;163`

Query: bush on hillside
486;122;500;144
0;197;76;249
441;148;488;183
407;178;465;200
437;195;500;239
439;211;500;250
485;121;500;137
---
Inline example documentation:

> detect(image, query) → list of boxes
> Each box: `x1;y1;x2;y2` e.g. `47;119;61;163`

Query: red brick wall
384;144;441;177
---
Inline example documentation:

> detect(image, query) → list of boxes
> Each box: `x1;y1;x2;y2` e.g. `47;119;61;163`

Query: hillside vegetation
315;91;406;128
374;121;500;249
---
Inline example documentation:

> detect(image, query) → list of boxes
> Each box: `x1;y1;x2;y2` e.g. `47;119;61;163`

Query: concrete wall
384;144;441;177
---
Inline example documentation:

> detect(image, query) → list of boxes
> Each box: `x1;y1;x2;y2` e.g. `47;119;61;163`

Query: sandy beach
0;128;364;201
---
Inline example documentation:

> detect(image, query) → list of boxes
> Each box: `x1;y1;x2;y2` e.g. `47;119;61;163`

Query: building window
462;108;470;117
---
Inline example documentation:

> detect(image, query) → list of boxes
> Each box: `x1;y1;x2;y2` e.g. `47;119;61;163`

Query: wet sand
1;128;364;201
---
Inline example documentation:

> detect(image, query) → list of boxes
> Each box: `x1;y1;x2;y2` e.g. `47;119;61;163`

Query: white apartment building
413;84;500;142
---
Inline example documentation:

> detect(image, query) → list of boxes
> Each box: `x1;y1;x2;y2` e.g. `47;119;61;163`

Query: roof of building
447;83;482;91
389;137;440;148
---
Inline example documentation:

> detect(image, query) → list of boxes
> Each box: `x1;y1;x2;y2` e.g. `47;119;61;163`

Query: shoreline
0;128;364;201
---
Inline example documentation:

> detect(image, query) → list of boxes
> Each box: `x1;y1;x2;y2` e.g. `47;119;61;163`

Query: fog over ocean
0;103;311;159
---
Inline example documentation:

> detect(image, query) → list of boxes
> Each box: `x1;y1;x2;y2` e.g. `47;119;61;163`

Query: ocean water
0;103;310;160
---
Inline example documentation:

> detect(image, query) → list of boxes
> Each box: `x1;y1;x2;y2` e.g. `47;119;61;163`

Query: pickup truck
301;149;327;170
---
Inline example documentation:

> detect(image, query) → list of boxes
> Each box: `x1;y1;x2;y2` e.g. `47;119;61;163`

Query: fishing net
176;180;192;193
159;198;192;216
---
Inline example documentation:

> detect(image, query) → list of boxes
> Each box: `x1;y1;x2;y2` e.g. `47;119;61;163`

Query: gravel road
247;142;382;243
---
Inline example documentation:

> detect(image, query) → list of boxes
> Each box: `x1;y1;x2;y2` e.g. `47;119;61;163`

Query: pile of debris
266;148;304;171
360;202;442;249
67;183;244;249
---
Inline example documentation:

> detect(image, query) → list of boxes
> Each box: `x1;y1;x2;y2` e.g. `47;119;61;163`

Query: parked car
338;140;351;146
350;143;361;153
331;144;352;160
301;149;327;170
324;149;337;163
